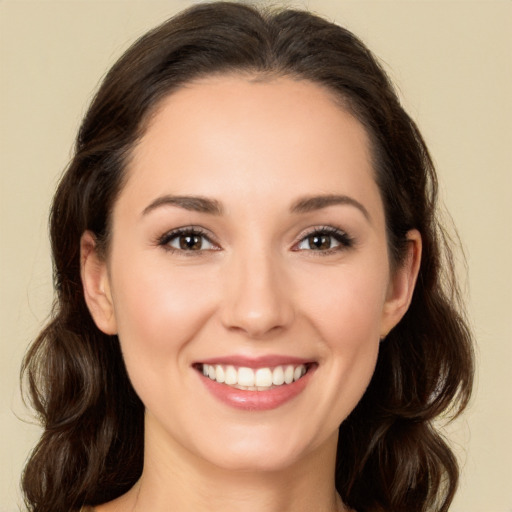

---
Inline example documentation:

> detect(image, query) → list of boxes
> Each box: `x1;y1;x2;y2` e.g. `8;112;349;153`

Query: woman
21;2;474;512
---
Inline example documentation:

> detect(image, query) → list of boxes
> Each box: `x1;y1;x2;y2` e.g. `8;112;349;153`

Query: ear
80;231;117;335
380;229;422;338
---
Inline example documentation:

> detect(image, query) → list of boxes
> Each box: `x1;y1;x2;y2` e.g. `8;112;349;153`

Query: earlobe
381;229;422;337
80;231;117;335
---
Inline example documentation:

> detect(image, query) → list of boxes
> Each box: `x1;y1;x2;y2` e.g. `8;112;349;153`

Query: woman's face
83;75;418;473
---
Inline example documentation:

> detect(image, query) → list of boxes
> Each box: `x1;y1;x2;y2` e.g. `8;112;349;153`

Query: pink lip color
197;364;315;411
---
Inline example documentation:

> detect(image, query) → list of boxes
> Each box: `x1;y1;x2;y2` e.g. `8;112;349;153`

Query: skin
81;75;421;512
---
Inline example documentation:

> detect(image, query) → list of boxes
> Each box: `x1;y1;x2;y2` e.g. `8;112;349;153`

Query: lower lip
198;367;315;411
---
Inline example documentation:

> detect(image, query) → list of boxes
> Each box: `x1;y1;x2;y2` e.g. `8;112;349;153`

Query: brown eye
159;228;216;252
307;234;333;250
295;227;353;253
179;234;203;250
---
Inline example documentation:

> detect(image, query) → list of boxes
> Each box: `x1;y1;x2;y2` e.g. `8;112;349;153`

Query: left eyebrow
141;195;224;217
290;194;371;222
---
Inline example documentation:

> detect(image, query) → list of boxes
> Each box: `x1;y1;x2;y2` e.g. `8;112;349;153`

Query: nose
219;249;295;339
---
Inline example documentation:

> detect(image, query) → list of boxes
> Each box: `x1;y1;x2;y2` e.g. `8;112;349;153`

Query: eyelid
156;225;221;253
292;225;355;253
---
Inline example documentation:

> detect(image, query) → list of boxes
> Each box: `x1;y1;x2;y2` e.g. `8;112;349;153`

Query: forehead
120;74;382;222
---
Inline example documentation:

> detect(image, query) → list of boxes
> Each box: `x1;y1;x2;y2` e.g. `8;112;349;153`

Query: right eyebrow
141;195;224;216
290;194;371;222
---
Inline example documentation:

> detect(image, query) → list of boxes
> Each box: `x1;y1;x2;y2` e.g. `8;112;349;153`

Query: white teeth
293;366;304;381
272;366;285;385
255;368;273;387
215;365;225;383
284;365;294;384
238;367;255;387
225;365;237;385
200;363;308;390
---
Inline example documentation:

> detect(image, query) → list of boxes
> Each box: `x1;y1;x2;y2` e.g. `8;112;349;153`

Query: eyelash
293;226;354;255
157;225;354;255
157;226;219;254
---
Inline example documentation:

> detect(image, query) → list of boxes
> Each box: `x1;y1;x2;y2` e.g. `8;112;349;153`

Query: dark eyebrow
290;194;371;221
142;195;224;216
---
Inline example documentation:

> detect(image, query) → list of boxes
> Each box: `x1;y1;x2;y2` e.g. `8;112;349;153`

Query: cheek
314;298;382;428
108;259;222;418
109;256;217;362
298;261;389;346
296;261;387;410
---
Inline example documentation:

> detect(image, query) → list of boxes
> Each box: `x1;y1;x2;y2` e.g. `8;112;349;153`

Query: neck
108;417;346;512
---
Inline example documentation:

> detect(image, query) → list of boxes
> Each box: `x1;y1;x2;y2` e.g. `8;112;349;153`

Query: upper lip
195;355;314;368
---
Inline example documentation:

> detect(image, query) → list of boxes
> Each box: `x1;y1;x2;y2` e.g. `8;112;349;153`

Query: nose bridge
220;241;293;338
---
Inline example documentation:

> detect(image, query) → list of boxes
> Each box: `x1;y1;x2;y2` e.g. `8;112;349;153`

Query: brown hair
21;3;474;511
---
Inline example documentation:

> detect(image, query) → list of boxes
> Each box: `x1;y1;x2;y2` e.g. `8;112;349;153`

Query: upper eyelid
295;225;350;240
157;226;218;246
292;225;354;250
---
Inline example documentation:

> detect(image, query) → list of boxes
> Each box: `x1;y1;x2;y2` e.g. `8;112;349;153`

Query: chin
190;424;336;475
206;448;304;474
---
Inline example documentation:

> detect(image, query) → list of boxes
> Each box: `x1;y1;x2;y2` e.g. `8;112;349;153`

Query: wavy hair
21;3;474;511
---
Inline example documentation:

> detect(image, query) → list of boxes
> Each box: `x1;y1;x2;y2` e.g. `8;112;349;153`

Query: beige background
1;1;510;511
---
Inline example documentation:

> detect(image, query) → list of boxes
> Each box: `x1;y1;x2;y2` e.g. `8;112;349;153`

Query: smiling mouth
194;363;314;391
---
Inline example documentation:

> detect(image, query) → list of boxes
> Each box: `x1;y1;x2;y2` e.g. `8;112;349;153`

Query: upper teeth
201;364;307;390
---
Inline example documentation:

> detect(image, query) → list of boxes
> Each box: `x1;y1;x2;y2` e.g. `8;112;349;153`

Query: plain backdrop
1;1;510;511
